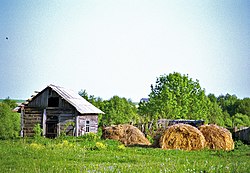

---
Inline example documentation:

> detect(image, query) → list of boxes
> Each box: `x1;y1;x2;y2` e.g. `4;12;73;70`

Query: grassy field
0;137;249;173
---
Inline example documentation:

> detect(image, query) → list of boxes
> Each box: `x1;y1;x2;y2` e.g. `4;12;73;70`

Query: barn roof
48;84;104;114
15;84;104;114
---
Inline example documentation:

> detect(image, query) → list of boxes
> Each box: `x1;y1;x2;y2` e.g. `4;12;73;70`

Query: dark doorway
46;116;58;138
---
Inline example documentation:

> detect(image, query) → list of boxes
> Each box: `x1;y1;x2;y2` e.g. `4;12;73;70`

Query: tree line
81;72;250;128
0;72;249;139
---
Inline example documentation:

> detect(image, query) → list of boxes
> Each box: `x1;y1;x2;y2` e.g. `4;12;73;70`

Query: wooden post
20;106;24;137
58;115;61;136
75;113;79;137
42;109;46;136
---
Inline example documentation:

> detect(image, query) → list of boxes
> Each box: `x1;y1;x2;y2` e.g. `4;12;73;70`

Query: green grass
0;138;249;173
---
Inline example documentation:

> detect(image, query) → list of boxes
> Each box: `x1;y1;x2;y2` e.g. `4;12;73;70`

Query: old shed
16;84;104;138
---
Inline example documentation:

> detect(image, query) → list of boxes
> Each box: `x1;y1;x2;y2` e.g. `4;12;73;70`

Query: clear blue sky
0;0;249;102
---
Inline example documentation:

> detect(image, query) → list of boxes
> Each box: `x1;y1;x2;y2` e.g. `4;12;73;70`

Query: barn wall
59;113;75;136
234;127;250;144
23;107;43;137
28;89;49;107
78;115;98;135
28;88;72;109
45;108;76;137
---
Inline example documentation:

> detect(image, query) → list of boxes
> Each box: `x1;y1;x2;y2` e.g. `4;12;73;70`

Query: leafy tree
0;103;20;139
223;111;233;127
101;96;139;126
138;72;224;125
207;101;225;126
217;94;239;116
232;113;250;127
208;93;217;103
235;98;250;117
79;89;89;101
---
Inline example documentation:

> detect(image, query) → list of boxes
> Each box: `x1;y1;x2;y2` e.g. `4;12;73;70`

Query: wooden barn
16;84;104;138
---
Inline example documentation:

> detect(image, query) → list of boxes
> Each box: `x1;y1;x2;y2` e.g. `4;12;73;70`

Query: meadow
0;136;249;173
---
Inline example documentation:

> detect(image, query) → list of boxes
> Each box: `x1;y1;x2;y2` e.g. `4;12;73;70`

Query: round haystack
102;124;151;146
159;123;206;150
199;124;234;151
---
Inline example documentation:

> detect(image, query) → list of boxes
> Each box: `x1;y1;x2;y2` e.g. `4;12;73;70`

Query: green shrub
60;121;75;137
33;124;42;140
0;103;20;139
80;132;99;141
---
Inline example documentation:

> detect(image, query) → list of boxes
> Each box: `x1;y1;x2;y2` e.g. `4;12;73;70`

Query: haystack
199;124;234;151
159;123;205;150
102;124;151;146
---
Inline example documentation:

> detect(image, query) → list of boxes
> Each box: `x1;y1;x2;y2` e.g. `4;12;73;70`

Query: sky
0;0;249;102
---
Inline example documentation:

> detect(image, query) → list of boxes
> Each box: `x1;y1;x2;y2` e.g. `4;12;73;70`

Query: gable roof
49;84;104;114
15;84;104;114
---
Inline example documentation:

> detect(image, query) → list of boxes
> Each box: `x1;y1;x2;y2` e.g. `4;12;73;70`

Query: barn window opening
48;97;59;107
86;120;90;133
49;88;52;96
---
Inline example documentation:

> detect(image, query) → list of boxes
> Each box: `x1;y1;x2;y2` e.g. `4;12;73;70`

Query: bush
80;132;99;141
0;103;20;139
33;124;42;140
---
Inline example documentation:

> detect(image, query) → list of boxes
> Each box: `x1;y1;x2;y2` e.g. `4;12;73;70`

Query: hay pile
159;123;205;150
199;124;234;151
102;124;151;146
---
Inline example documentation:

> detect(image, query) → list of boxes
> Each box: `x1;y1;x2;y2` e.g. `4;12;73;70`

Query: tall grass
0;138;249;172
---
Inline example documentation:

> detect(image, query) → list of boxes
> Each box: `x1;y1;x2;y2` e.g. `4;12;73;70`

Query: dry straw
102;124;151;146
199;124;234;151
159;123;205;150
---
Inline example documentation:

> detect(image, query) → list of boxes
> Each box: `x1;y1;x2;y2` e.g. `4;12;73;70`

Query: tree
138;72;223;124
217;94;239;116
0;103;20;139
79;90;139;126
101;96;139;126
232;113;250;127
208;93;217;103
235;98;250;117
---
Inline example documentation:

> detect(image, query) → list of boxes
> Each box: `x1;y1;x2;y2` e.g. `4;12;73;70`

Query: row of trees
138;72;250;128
81;72;250;128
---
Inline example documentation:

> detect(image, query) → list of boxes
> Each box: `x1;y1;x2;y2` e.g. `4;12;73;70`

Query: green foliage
217;94;239;116
138;72;219;124
101;96;139;126
79;132;99;141
33;124;42;139
232;113;250;127
79;81;250;128
236;98;250;117
0;103;20;139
